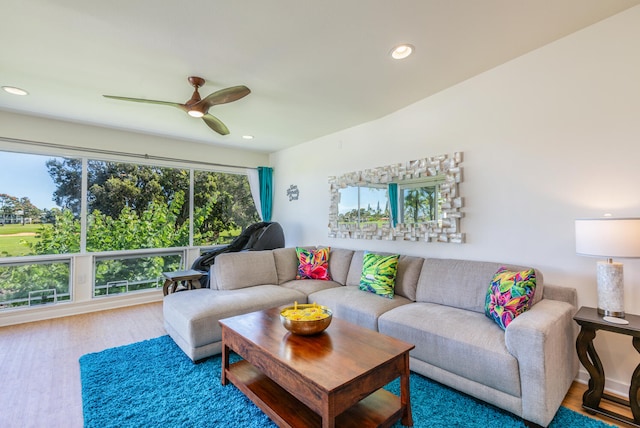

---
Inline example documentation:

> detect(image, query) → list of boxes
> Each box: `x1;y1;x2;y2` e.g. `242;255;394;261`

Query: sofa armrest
505;299;578;427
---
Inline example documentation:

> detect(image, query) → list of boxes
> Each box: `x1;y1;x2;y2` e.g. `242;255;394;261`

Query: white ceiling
2;0;639;153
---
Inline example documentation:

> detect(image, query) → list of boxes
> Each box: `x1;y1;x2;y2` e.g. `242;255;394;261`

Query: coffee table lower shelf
226;360;405;428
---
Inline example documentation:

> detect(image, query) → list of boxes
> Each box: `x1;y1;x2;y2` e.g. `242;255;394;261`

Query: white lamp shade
575;218;640;258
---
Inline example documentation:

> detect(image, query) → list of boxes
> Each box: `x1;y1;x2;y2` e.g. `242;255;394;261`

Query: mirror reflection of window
337;186;359;226
360;186;389;226
399;183;440;225
337;186;390;227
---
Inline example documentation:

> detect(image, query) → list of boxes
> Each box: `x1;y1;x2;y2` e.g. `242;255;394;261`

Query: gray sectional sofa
163;247;578;427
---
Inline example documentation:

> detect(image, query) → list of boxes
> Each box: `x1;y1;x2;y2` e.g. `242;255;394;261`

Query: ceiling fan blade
201;85;251;110
103;95;187;112
202;114;230;135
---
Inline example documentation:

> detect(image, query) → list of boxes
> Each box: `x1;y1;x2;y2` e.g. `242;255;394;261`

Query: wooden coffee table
220;307;415;428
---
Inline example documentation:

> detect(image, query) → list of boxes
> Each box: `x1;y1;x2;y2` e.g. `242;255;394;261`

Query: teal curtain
388;183;398;227
257;166;273;222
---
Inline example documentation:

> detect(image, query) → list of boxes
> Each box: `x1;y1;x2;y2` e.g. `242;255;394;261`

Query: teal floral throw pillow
359;253;399;299
485;267;537;330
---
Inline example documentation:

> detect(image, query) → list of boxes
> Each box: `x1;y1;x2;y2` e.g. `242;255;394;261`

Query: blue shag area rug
79;335;613;428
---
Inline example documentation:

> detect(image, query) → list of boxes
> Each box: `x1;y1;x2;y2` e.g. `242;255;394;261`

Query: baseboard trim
575;369;629;398
0;291;163;327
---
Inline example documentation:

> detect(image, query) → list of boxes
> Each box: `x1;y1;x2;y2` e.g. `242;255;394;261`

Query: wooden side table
573;306;640;427
162;269;203;296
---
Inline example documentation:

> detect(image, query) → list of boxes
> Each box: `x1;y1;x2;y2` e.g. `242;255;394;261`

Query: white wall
270;6;640;395
0;110;269;168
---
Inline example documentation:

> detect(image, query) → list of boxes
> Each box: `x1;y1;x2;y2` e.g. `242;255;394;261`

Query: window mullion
189;168;194;248
80;157;88;253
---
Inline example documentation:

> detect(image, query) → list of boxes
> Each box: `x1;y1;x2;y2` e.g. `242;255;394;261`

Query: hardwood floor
0;302;634;427
0;303;165;428
562;382;634;427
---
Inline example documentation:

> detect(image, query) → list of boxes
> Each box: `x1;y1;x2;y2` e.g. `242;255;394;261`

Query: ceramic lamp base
596;260;625;318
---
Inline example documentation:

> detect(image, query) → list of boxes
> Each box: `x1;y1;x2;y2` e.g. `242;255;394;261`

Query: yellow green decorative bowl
280;303;332;336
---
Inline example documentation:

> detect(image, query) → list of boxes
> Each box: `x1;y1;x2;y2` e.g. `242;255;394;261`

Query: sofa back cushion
327;248;355;285
416;258;544;313
273;247;299;284
211;250;278;290
395;255;424;301
345;250;422;301
346;251;366;286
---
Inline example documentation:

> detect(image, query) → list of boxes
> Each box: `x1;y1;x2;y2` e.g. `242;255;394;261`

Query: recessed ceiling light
242;135;254;140
2;86;29;96
390;44;414;60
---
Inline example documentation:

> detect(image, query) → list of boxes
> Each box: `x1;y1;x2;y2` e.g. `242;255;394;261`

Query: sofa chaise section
164;286;305;361
163;248;350;361
164;250;308;361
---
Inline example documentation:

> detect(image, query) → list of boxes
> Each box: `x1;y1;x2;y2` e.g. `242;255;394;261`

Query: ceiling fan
103;76;250;136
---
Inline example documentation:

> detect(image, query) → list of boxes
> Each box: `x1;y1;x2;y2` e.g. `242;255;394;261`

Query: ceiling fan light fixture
103;76;250;136
2;86;29;96
390;44;414;60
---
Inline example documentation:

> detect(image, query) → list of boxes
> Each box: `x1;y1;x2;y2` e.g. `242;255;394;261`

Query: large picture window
0;152;78;309
193;170;260;247
93;250;183;297
1;152;81;257
85;160;191;251
0;149;258;310
0;258;72;309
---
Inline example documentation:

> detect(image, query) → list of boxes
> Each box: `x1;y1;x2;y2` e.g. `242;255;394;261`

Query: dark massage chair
190;221;285;288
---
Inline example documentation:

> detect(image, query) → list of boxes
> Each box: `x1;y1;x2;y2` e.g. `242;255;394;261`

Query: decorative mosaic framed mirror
328;152;464;243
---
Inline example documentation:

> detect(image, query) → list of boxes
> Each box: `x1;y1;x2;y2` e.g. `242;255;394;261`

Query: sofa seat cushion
308;286;412;331
163;286;305;349
378;302;521;397
280;279;342;297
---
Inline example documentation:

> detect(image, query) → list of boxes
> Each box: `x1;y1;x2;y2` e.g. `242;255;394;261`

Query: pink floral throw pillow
485;267;536;330
295;247;331;280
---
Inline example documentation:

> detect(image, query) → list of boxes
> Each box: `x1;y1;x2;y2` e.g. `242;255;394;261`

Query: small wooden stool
162;269;203;296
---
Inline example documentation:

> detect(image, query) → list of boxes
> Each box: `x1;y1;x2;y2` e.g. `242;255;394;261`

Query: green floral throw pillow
359;252;399;299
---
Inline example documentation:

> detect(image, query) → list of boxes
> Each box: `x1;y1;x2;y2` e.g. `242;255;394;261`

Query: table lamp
575;217;640;325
